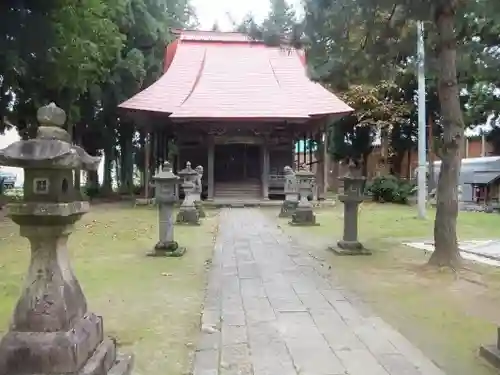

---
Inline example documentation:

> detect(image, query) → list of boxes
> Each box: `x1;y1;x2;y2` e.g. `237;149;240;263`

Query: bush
365;175;416;204
83;185;100;199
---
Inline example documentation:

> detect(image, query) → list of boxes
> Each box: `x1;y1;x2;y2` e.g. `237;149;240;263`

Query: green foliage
365;175;416;205
327;81;413;166
486;125;500;155
83;185;101;200
329;121;374;164
48;0;125;94
234;0;301;47
1;0;197;196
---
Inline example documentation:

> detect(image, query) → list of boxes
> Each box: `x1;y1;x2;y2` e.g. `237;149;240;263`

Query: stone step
215;181;262;199
215;187;261;193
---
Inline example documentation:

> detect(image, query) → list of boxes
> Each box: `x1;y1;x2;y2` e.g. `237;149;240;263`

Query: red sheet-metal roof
119;30;352;120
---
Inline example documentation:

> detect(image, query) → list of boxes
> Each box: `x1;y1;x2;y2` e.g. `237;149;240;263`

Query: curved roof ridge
180;47;208;106
118;40;205;113
268;54;282;88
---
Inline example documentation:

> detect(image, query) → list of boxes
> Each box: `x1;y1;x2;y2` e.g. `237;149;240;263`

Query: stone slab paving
193;208;446;375
404;240;500;267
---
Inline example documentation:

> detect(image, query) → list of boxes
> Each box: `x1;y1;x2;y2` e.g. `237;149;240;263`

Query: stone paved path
193;209;446;375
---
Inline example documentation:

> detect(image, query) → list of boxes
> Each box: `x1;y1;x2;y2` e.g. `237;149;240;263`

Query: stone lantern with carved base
176;161;200;225
149;161;186;257
0;103;133;375
279;166;299;218
329;175;371;255
289;168;318;226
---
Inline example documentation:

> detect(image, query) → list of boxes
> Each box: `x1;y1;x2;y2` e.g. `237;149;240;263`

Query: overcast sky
192;0;303;30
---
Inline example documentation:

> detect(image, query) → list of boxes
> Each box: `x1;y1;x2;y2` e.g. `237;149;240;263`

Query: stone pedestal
290;206;317;225
0;103;133;375
279;166;299;218
176;162;200;226
151;202;185;257
279;199;298;218
480;328;500;369
329;175;370;255
289;168;318;226
0;209;134;375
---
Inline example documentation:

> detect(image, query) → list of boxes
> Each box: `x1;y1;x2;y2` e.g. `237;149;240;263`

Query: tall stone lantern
176;161;200;225
289;167;318;226
150;161;185;257
194;165;206;218
279;166;299;218
329;174;370;255
0;103;133;375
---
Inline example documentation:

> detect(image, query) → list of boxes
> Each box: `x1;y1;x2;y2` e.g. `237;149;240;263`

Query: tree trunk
362;153;369;177
429;2;464;268
87;171;99;189
392;150;404;177
102;146;114;194
406;149;412;179
428;116;435;191
118;126;134;194
379;127;389;175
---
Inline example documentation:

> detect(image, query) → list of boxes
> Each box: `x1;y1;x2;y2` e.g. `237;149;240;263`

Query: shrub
365;175;416;204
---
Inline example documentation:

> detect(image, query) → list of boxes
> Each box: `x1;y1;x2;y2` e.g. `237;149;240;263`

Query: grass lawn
276;202;500;375
0;203;218;375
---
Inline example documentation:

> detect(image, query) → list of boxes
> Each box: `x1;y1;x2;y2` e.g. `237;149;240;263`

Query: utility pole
417;21;427;219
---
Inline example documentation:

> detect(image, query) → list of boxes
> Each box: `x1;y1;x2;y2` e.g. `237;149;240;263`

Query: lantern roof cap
153;161;180;181
295;166;315;177
0;103;100;170
178;161;198;176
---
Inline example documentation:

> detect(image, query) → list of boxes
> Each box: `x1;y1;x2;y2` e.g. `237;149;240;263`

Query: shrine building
119;30;352;201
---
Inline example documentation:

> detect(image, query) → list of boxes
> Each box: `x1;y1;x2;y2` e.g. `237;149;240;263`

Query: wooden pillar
293;137;297;168
302;133;307;169
308;132;313;172
144;127;151;200
314;132;323;200
243;144;247;179
261;140;270;199
323;130;328;196
207;137;215;200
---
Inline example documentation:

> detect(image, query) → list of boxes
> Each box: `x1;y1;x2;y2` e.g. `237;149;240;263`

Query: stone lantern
330;174;370;255
279;166;299;218
290;167;318;226
194;165;206;218
0;103;133;375
176;161;200;225
150;161;185;257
